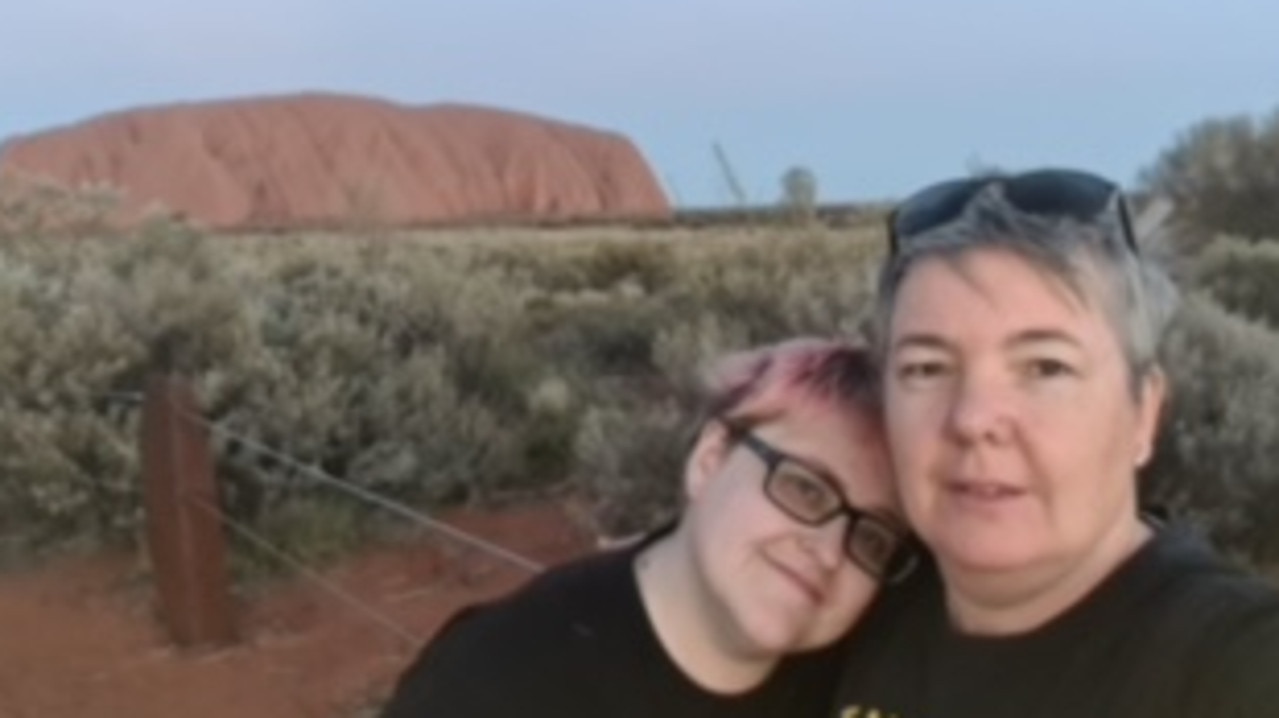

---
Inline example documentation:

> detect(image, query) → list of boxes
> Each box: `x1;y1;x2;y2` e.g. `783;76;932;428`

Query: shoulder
379;546;638;717
1181;591;1279;717
766;636;859;711
1146;527;1279;716
1144;526;1279;620
835;553;943;672
434;542;636;655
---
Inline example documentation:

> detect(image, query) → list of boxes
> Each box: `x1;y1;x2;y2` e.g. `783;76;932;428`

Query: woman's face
683;397;900;656
882;248;1163;582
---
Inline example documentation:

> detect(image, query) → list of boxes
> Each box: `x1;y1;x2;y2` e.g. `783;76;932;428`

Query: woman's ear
684;421;733;501
1135;367;1167;468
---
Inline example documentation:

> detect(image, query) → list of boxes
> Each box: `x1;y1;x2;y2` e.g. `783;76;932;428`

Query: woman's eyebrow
1005;328;1085;351
890;333;952;354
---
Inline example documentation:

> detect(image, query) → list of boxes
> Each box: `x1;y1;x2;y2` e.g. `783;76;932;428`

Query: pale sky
3;1;1277;206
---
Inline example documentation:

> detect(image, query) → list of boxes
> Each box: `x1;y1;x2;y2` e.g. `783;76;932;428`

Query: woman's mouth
946;480;1028;507
766;557;825;604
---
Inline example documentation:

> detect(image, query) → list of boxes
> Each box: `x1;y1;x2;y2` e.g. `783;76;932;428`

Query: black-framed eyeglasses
888;168;1139;257
728;426;920;584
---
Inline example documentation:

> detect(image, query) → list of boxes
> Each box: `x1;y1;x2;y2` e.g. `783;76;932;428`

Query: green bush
531;292;666;377
0;172;121;240
0;219;885;570
1141;107;1279;242
1144;294;1279;564
228;493;366;581
572;401;689;540
1189;236;1279;328
579;240;677;294
9;210;1279;573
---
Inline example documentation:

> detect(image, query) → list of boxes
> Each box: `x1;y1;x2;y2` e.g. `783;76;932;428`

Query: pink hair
699;337;881;429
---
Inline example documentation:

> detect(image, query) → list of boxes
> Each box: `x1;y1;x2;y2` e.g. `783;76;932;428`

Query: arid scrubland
6;102;1279;575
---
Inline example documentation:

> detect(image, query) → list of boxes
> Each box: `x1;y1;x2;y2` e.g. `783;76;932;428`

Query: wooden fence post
140;373;236;647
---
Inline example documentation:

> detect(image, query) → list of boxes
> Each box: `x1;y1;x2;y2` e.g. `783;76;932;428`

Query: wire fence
95;384;551;647
184;493;423;645
181;410;546;574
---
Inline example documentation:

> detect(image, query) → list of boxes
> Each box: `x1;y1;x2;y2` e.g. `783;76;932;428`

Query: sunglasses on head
887;168;1139;256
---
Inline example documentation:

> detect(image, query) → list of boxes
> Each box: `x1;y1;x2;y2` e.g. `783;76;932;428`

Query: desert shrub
0;231;154;552
530;291;665;377
579;240;677;293
208;256;557;515
0;406;138;551
459;232;678;296
572;401;689;539
0;221;892;569
1144;294;1279;564
1188;236;1279;328
1141;108;1279;242
669;234;878;344
568;312;762;540
0;172;121;240
10;216;1279;571
652;313;753;399
564;230;881;541
516;377;581;495
228;492;366;581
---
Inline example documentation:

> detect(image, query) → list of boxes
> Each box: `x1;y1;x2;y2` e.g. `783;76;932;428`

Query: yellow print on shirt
840;706;901;718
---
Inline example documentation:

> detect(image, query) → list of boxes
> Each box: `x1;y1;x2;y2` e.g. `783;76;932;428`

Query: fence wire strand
179;408;546;574
185;494;423;646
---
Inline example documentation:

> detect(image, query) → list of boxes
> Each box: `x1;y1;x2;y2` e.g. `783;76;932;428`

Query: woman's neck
942;517;1153;636
635;531;776;694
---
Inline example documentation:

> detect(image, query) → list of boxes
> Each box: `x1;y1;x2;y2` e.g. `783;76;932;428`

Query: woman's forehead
891;248;1109;332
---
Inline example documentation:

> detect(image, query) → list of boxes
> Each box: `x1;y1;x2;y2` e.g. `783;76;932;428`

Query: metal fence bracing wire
129;383;547;648
184;493;423;646
175;406;547;574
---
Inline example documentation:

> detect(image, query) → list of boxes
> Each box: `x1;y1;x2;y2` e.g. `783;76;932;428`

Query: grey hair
871;182;1181;396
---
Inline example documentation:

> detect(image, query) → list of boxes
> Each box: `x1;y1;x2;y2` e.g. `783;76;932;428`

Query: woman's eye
1025;358;1073;379
855;529;891;563
789;475;825;502
779;470;834;510
898;360;949;382
798;477;830;505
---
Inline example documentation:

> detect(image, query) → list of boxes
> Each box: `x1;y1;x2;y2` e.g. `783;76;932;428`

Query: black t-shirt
832;525;1279;718
380;534;847;718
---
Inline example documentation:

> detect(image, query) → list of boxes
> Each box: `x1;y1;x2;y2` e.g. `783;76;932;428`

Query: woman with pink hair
381;337;918;718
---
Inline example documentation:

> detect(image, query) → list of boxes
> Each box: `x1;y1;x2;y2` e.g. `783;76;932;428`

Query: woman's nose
945;372;1014;446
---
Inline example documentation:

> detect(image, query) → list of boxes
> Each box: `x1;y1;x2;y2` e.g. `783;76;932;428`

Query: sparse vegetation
0;172;121;240
1140;106;1279;243
0;212;883;569
1186;235;1279;329
1145;294;1279;565
7;107;1279;574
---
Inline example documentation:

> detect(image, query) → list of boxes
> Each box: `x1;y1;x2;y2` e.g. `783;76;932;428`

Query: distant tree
964;154;1005;177
1140;108;1279;242
780;165;818;224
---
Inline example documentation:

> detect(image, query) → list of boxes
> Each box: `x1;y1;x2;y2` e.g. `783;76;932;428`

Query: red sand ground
0;501;593;718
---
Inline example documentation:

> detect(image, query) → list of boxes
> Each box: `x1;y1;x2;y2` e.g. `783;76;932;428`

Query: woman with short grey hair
835;168;1279;718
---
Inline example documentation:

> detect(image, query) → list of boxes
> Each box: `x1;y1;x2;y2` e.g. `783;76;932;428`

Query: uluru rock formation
0;93;670;230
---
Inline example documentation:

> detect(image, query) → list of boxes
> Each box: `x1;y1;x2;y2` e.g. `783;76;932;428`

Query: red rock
0;93;670;230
